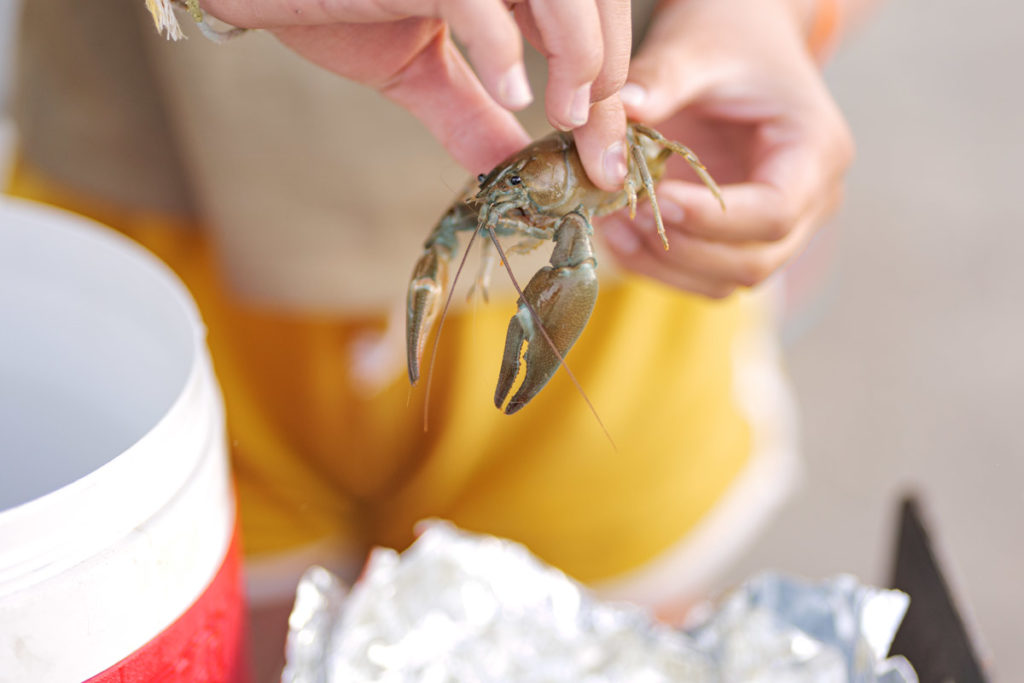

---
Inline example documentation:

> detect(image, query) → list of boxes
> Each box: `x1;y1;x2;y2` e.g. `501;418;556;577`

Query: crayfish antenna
422;227;480;432
466;238;495;304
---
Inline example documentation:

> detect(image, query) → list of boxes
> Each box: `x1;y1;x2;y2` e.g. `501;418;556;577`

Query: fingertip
497;62;533;110
618;82;647;110
548;81;593;131
448;0;531;114
572;96;627;191
618;79;671;124
380;38;531;175
601;141;628;188
622;25;718;124
528;0;603;129
619;44;662;114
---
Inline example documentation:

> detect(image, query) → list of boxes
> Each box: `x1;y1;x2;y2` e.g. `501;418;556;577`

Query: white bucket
0;197;245;682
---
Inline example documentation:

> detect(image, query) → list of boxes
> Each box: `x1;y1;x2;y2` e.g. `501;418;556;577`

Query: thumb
274;22;530;174
617;8;730;123
379;31;532;172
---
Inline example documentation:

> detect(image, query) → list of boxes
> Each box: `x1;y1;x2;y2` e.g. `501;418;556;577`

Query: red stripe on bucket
85;527;250;683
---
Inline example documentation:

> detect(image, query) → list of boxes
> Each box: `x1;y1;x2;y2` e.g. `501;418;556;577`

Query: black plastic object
889;497;988;683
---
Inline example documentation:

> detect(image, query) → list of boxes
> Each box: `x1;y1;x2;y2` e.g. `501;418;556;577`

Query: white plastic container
0;197;245;682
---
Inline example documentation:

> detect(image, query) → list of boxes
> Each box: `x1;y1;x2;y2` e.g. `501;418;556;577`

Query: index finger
518;0;605;130
517;0;629;102
590;0;632;102
208;0;534;111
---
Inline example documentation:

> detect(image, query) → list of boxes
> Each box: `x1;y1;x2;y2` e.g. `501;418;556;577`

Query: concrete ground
717;0;1023;677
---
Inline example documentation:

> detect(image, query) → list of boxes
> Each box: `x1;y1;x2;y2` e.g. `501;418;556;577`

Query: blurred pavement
718;1;1023;677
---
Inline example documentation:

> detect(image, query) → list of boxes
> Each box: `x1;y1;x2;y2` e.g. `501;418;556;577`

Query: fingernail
602;142;628;187
569;83;591;127
658;199;685;224
498;63;533;109
619;83;647;108
603;220;640;254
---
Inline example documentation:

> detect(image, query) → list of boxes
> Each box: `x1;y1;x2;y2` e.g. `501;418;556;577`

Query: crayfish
406;123;725;415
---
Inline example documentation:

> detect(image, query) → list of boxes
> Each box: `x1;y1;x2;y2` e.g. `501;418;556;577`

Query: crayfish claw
406;243;449;384
494;309;529;411
406;202;473;384
493;212;598;414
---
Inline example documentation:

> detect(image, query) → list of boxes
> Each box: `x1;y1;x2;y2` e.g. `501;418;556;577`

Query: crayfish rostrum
406;123;724;415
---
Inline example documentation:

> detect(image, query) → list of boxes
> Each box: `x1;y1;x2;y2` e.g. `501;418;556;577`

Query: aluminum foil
282;521;917;683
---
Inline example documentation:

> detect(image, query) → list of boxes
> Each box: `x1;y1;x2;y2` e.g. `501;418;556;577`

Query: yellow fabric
8;161;757;584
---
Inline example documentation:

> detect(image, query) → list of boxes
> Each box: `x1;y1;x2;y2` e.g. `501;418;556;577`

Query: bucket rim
0;197;219;595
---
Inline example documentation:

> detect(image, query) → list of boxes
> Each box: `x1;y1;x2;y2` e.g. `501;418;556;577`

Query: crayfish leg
628;141;671;250
633;123;726;212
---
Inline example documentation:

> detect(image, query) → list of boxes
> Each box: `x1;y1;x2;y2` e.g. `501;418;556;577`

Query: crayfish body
406;123;724;414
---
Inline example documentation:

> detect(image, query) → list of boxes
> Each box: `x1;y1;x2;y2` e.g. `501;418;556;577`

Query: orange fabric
808;0;842;61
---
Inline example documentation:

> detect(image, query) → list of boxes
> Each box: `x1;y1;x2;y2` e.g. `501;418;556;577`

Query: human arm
600;0;879;298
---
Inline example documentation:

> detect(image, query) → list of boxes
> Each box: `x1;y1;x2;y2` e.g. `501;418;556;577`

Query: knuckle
548;33;604;83
591;62;629;102
761;213;793;242
377;24;448;91
736;255;775;288
576;42;606;82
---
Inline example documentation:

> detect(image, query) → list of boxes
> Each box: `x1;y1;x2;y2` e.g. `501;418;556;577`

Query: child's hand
201;0;632;189
600;0;854;298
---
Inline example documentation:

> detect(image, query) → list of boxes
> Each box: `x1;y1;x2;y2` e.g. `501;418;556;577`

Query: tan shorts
8;161;798;611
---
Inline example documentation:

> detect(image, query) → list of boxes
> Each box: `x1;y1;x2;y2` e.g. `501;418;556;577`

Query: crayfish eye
477;173;486;184
509;174;522;186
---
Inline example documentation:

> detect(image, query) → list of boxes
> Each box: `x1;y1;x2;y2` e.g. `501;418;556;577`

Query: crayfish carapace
406;123;725;415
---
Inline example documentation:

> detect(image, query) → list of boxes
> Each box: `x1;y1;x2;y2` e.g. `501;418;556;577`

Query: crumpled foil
282;521;917;683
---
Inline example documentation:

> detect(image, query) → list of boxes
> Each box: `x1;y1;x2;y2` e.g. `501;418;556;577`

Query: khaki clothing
10;0;797;609
14;0;655;312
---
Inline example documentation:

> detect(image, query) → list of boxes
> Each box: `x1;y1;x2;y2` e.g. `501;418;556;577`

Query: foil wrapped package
282;521;917;683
